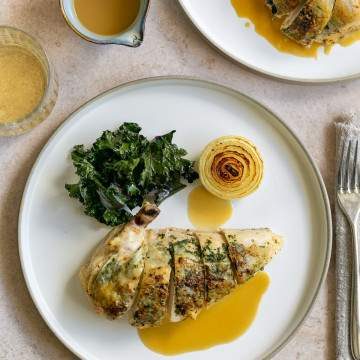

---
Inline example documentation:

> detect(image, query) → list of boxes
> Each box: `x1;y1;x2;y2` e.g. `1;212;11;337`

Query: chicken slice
168;228;205;322
195;231;236;306
281;0;335;45
316;0;360;44
266;0;303;17
129;230;172;328
221;228;283;284
79;202;160;319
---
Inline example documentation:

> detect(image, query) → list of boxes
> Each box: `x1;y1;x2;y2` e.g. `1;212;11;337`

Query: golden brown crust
267;0;302;17
281;0;335;45
317;0;360;43
222;229;283;284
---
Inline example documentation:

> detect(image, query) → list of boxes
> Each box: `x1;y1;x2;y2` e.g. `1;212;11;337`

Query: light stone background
0;0;348;358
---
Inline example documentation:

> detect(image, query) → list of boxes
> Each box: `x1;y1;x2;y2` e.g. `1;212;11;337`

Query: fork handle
351;222;360;360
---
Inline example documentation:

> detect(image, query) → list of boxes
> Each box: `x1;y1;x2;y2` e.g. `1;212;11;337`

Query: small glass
0;26;58;136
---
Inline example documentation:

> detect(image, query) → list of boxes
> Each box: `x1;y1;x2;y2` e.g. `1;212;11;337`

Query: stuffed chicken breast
81;223;282;328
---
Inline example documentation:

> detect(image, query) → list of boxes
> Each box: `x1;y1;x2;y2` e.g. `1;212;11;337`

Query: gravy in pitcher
74;0;141;36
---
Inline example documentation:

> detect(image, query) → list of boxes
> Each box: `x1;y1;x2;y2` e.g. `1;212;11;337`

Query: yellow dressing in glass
188;186;232;230
139;272;270;355
0;46;45;124
74;0;140;36
231;0;360;58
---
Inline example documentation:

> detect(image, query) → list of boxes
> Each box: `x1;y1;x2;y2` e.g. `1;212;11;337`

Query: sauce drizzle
139;272;270;355
188;186;232;230
231;0;360;58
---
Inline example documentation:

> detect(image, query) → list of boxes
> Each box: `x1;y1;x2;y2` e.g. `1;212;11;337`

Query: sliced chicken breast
221;228;283;284
129;230;172;328
81;224;283;327
317;0;360;43
266;0;303;17
79;202;160;319
281;0;335;44
168;228;205;322
196;231;236;306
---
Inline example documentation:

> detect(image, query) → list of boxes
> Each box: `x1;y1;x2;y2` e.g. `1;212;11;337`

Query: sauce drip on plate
337;29;360;50
74;0;140;36
139;272;270;355
188;186;232;230
231;0;360;58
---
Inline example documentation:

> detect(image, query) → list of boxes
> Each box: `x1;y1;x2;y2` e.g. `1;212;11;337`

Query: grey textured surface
335;115;360;360
0;0;352;359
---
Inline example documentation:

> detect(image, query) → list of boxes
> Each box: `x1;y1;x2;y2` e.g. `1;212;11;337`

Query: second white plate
178;0;360;82
19;77;331;359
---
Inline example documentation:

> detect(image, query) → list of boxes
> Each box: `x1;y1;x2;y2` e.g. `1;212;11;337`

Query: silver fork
338;139;360;360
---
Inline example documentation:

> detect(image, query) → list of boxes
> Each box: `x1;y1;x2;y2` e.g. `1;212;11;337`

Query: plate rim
18;75;332;360
177;0;360;84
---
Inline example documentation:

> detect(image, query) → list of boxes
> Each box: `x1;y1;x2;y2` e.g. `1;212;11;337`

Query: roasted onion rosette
199;136;263;200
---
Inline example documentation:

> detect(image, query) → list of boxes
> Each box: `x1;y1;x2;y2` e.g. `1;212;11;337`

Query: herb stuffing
65;122;198;226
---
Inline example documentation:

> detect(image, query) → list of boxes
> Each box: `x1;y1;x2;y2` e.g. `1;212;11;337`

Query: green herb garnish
65;122;198;226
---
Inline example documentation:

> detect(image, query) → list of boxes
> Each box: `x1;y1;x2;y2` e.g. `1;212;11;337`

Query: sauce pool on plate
231;0;360;58
74;0;140;36
188;186;232;230
139;272;270;355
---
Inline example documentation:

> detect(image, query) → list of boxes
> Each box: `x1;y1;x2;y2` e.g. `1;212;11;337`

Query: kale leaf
65;122;198;226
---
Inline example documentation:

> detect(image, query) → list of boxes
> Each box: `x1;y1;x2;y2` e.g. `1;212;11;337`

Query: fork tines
338;139;360;192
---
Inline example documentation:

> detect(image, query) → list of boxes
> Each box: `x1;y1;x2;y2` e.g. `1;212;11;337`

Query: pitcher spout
113;0;149;47
60;0;150;47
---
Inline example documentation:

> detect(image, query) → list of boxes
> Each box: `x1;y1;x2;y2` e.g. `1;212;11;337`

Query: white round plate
19;77;331;360
178;0;360;82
